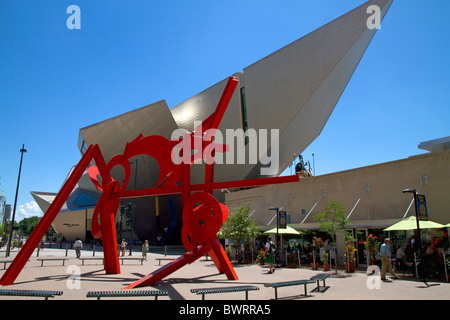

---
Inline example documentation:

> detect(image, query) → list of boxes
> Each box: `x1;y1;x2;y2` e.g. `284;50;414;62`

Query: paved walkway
0;247;448;301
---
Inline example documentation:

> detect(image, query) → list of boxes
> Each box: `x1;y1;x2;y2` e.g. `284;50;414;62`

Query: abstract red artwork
0;76;299;287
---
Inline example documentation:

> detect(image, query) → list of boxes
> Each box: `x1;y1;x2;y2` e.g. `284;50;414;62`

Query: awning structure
384;216;445;231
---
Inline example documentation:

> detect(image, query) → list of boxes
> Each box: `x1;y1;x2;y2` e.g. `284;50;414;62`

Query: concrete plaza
0;246;448;301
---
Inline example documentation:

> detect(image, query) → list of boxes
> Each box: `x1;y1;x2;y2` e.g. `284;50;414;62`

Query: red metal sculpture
0;76;299;287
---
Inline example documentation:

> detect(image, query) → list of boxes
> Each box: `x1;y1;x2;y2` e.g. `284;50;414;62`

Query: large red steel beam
115;175;299;199
123;245;210;289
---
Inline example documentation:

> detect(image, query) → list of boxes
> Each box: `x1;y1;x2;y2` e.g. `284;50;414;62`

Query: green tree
314;200;353;273
217;204;261;263
19;216;40;236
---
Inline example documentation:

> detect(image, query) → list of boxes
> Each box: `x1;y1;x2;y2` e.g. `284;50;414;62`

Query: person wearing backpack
265;237;275;274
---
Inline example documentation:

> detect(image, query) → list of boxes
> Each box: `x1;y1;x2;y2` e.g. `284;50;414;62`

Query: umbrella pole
414;252;418;279
313;250;315;267
285;249;287;267
443;251;448;283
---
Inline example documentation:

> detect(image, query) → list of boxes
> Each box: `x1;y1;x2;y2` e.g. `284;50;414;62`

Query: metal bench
310;273;331;293
191;285;259;300
37;258;69;266
155;258;175;265
0;289;63;300
1;260;30;269
86;289;168;300
80;257;104;265
264;279;315;300
119;257;144;265
0;260;14;270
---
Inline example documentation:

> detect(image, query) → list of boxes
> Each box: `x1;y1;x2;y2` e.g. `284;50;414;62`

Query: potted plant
364;234;380;266
288;253;298;268
322;250;330;271
256;249;266;265
311;236;323;270
344;242;357;272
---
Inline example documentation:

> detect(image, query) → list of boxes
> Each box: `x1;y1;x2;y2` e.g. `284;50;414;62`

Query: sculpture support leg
100;181;121;274
0;145;101;285
123;245;210;289
208;238;238;280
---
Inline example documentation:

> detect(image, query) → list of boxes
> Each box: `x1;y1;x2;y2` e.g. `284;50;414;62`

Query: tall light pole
6;144;27;257
312;152;315;176
269;207;279;268
402;188;429;286
129;159;138;256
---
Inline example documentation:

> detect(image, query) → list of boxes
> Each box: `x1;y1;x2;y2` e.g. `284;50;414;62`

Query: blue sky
0;0;449;222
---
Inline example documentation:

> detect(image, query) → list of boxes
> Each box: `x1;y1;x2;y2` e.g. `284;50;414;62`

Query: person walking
265;237;275;274
380;238;398;281
120;239;128;256
74;237;83;258
142;240;149;261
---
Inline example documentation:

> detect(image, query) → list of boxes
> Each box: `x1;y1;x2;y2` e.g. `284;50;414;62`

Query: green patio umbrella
445;223;450;227
384;216;445;231
263;225;301;235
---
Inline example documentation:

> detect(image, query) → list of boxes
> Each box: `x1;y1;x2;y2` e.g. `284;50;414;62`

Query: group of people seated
390;235;448;278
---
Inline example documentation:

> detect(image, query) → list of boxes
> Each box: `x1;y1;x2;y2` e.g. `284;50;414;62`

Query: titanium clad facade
171;0;393;182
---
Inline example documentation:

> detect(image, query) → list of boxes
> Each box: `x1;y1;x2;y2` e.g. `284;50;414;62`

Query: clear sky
0;0;449;222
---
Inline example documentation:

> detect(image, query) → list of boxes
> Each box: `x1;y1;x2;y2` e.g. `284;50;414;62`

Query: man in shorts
265;237;275;274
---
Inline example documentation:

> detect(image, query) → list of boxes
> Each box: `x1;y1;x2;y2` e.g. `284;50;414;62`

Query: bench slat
37;258;69;266
81;257;104;265
119;258;145;265
264;279;314;288
264;279;315;300
86;290;168;300
0;289;63;300
191;286;259;300
155;258;175;265
310;274;330;281
310;273;331;293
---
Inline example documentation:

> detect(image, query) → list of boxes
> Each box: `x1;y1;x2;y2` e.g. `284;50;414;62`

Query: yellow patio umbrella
263;226;302;265
384;216;445;231
263;225;301;235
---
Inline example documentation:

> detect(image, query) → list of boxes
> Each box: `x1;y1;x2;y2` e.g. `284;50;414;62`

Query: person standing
380;238;398;281
74;237;83;258
120;239;128;256
265;237;275;274
142;240;149;261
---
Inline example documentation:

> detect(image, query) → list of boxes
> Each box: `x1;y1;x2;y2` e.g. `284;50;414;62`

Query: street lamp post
129;159;138;256
6;144;27;257
119;202;125;246
127;203;134;256
269;207;279;268
312;152;315;176
402;188;429;286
